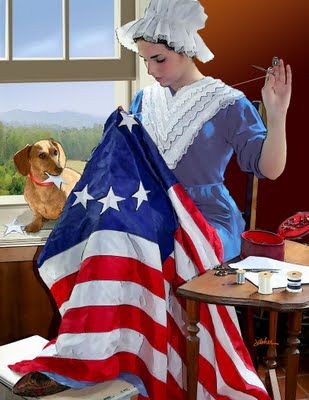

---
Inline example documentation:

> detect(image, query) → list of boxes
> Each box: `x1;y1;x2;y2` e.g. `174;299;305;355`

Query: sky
0;0;117;117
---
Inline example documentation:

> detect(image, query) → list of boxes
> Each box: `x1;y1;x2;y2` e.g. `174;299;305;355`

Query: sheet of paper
229;256;309;288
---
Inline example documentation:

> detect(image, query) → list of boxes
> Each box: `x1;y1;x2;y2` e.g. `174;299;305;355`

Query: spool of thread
236;269;246;284
258;271;273;295
286;271;302;293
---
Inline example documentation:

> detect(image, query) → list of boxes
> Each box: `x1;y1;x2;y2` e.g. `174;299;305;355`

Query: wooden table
177;240;309;400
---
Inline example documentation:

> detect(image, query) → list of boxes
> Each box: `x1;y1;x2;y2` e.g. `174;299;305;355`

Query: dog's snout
55;166;63;175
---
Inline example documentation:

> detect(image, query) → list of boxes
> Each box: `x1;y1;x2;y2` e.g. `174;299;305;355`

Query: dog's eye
39;153;46;159
53;150;58;156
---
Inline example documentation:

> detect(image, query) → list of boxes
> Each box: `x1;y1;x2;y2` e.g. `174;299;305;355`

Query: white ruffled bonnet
116;0;214;63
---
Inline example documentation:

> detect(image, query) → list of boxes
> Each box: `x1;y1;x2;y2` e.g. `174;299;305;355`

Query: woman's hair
134;37;179;52
133;37;196;60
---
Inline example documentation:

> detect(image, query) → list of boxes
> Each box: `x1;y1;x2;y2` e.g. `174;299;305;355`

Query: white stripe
208;304;267;391
40;230;162;288
168;187;219;268
198;323;216;364
165;280;188;336
216;367;258;400
39;239;87;288
40;329;167;382
197;383;215;400
198;324;258;400
167;344;186;390
226;305;242;335
174;241;200;281
83;230;162;271
59;280;167;327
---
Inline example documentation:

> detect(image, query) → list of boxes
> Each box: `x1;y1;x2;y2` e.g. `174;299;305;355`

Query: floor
258;353;309;399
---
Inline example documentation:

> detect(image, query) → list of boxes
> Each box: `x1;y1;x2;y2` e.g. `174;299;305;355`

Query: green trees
0;123;103;195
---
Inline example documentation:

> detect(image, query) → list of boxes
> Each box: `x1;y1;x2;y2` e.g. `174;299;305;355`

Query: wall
198;0;308;232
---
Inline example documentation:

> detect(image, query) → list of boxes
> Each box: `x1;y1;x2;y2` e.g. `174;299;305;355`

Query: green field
66;160;87;174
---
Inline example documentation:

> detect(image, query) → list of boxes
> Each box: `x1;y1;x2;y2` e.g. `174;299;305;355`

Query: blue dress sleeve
129;89;143;115
225;97;267;178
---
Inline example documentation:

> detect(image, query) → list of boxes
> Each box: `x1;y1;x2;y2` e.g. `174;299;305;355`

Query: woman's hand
261;59;292;119
258;59;291;179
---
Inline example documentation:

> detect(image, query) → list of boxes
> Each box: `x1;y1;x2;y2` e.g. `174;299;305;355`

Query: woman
118;0;292;261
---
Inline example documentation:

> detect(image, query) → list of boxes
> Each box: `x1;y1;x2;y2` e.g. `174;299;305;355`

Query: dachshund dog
13;139;81;233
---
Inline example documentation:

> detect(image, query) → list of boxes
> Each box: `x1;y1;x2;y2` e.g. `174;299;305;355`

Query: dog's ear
50;140;66;168
13;145;32;176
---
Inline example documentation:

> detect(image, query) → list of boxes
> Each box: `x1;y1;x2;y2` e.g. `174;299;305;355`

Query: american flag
10;109;269;400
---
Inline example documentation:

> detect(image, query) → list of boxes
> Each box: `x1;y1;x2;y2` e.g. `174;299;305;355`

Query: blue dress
130;88;267;261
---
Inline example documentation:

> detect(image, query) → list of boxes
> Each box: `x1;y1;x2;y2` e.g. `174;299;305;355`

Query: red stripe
200;304;269;399
198;354;228;400
167;371;185;400
76;255;165;299
167;314;186;363
50;271;77;308
10;353;166;400
175;226;204;274
59;305;167;354
172;184;223;262
162;255;175;284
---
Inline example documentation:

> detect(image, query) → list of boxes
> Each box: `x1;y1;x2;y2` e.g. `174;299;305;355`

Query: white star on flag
44;172;66;189
98;186;125;214
132;181;150;210
72;185;94;209
3;219;25;236
118;111;139;133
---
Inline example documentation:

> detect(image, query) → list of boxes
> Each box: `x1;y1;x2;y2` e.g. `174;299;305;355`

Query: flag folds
10;109;269;400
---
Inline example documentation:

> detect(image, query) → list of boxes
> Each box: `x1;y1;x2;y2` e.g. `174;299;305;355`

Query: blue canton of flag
37;108;179;266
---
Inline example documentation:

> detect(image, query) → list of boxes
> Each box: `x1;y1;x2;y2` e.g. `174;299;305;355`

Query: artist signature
253;337;279;347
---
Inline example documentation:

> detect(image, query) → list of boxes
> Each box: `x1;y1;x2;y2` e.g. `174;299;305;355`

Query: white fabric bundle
116;0;214;63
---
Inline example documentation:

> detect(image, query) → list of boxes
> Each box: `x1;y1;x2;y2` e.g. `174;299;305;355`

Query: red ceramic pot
240;230;285;261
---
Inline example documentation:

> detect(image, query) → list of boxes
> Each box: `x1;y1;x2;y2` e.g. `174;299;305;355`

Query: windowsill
0;195;55;248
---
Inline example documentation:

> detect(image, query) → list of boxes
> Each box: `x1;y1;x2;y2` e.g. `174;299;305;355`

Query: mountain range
0;109;106;128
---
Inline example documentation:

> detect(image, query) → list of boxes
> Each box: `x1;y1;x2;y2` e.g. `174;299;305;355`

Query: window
0;0;135;82
0;0;137;245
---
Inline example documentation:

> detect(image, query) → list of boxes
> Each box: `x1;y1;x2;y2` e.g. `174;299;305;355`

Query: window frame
0;0;136;83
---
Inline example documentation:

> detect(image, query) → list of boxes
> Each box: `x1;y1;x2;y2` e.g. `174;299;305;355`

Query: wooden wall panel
0;247;60;345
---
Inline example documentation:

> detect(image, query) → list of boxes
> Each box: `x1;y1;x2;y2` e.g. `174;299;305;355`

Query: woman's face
137;40;191;90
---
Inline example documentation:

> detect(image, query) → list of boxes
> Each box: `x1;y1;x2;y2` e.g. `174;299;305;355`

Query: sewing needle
232;64;275;87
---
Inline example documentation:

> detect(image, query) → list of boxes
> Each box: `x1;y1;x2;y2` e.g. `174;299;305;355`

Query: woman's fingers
278;59;286;83
286;64;292;87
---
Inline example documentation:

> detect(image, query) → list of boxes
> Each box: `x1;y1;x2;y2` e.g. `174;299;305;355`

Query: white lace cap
116;0;214;63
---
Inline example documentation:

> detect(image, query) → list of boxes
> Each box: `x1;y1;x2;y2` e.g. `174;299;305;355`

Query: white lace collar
141;77;244;169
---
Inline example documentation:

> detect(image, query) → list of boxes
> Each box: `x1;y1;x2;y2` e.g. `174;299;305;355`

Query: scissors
251;56;280;75
213;264;236;276
213;264;280;277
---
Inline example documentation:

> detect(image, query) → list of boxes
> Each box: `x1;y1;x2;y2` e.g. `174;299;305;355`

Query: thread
236;269;246;284
286;271;302;293
258;271;273;295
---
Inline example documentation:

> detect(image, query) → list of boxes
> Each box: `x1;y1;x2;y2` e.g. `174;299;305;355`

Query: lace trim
142;77;244;169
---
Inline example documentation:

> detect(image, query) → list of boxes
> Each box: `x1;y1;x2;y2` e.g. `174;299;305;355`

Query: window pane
70;0;115;58
0;81;115;195
0;0;5;59
13;0;62;59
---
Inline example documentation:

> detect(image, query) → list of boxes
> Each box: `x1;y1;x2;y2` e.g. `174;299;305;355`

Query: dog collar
28;172;54;187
